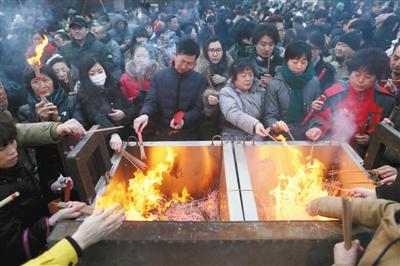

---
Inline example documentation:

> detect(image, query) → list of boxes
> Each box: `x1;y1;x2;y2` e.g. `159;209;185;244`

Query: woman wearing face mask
263;41;321;140
195;37;233;139
120;44;160;108
78;56;137;153
17;65;86;200
219;58;270;141
46;54;80;93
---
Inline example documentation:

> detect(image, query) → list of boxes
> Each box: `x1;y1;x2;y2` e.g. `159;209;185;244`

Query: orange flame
96;147;193;221
270;135;328;220
27;35;49;66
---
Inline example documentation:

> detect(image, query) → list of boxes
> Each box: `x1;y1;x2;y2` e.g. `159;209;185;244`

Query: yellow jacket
23;238;79;266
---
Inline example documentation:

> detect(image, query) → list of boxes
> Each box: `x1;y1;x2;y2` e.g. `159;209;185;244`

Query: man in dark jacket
60;16;115;77
133;39;207;140
307;31;335;92
249;23;283;88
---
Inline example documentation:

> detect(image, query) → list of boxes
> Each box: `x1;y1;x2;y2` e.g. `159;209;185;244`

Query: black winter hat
339;31;361;51
69;16;88;28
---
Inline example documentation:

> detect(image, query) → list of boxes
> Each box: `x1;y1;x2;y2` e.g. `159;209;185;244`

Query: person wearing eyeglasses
195;37;233;139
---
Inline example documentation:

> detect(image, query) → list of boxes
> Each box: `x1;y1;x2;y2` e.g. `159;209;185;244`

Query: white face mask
90;72;107;86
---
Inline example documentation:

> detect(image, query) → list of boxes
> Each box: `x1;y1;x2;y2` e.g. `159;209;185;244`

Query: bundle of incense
53;202;93;215
0;192;20;208
267;54;271;75
341;198;353;250
85;126;124;134
120;149;147;171
137;130;146;161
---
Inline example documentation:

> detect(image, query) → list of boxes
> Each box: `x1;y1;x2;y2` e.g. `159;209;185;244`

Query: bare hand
170;118;184;130
108;108;126;121
211;74;227;85
333;240;364;266
272;120;289;133
109;133;122;153
347;187;376;199
36;102;59;121
354;134;369;145
254;122;270;137
56;119;86;138
71;205;125;250
49;201;86;226
133;114;149;133
372;165;398;185
208;95;219;105
306;127;322;141
305;198;320;216
260;73;273;87
311;100;324;110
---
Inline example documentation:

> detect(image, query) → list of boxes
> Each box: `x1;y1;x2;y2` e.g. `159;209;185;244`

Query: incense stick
341;180;377;185
85;126;124;134
328;169;372;175
137;130;146;161
309;140;315;161
341;198;353;250
267;132;279;142
0;192;20;208
267;54;271;75
53;202;93;215
287;130;295;141
120;149;147;171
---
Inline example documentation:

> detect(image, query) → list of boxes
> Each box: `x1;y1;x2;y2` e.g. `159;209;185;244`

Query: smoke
330;108;357;142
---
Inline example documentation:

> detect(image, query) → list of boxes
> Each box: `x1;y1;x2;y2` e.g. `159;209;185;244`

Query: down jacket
263;71;320;139
219;79;265;141
140;66;207;137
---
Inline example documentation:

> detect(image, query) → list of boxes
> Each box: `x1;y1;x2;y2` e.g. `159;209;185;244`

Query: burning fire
27;35;49;66
96;147;196;221
270;135;328;220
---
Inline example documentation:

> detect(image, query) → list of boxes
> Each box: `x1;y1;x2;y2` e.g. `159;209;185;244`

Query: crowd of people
0;0;400;265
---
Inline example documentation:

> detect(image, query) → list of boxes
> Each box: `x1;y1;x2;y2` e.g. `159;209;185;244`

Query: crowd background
1;0;400;265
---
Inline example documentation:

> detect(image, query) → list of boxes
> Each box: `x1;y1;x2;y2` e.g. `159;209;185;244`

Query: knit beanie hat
339;31;361;51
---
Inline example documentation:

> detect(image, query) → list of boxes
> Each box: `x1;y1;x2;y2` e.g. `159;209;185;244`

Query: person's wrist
71;231;89;250
49;213;60;226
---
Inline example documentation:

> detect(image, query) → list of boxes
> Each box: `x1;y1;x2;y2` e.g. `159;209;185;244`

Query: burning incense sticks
137;130;146;161
120;149;147;171
341;198;353;250
0;192;20;208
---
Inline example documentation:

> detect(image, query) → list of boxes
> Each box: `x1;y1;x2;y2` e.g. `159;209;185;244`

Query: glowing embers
96;147;219;221
269;136;328;220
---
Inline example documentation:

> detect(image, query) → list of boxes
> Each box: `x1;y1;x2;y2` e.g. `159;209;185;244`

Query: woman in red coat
119;44;160;108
